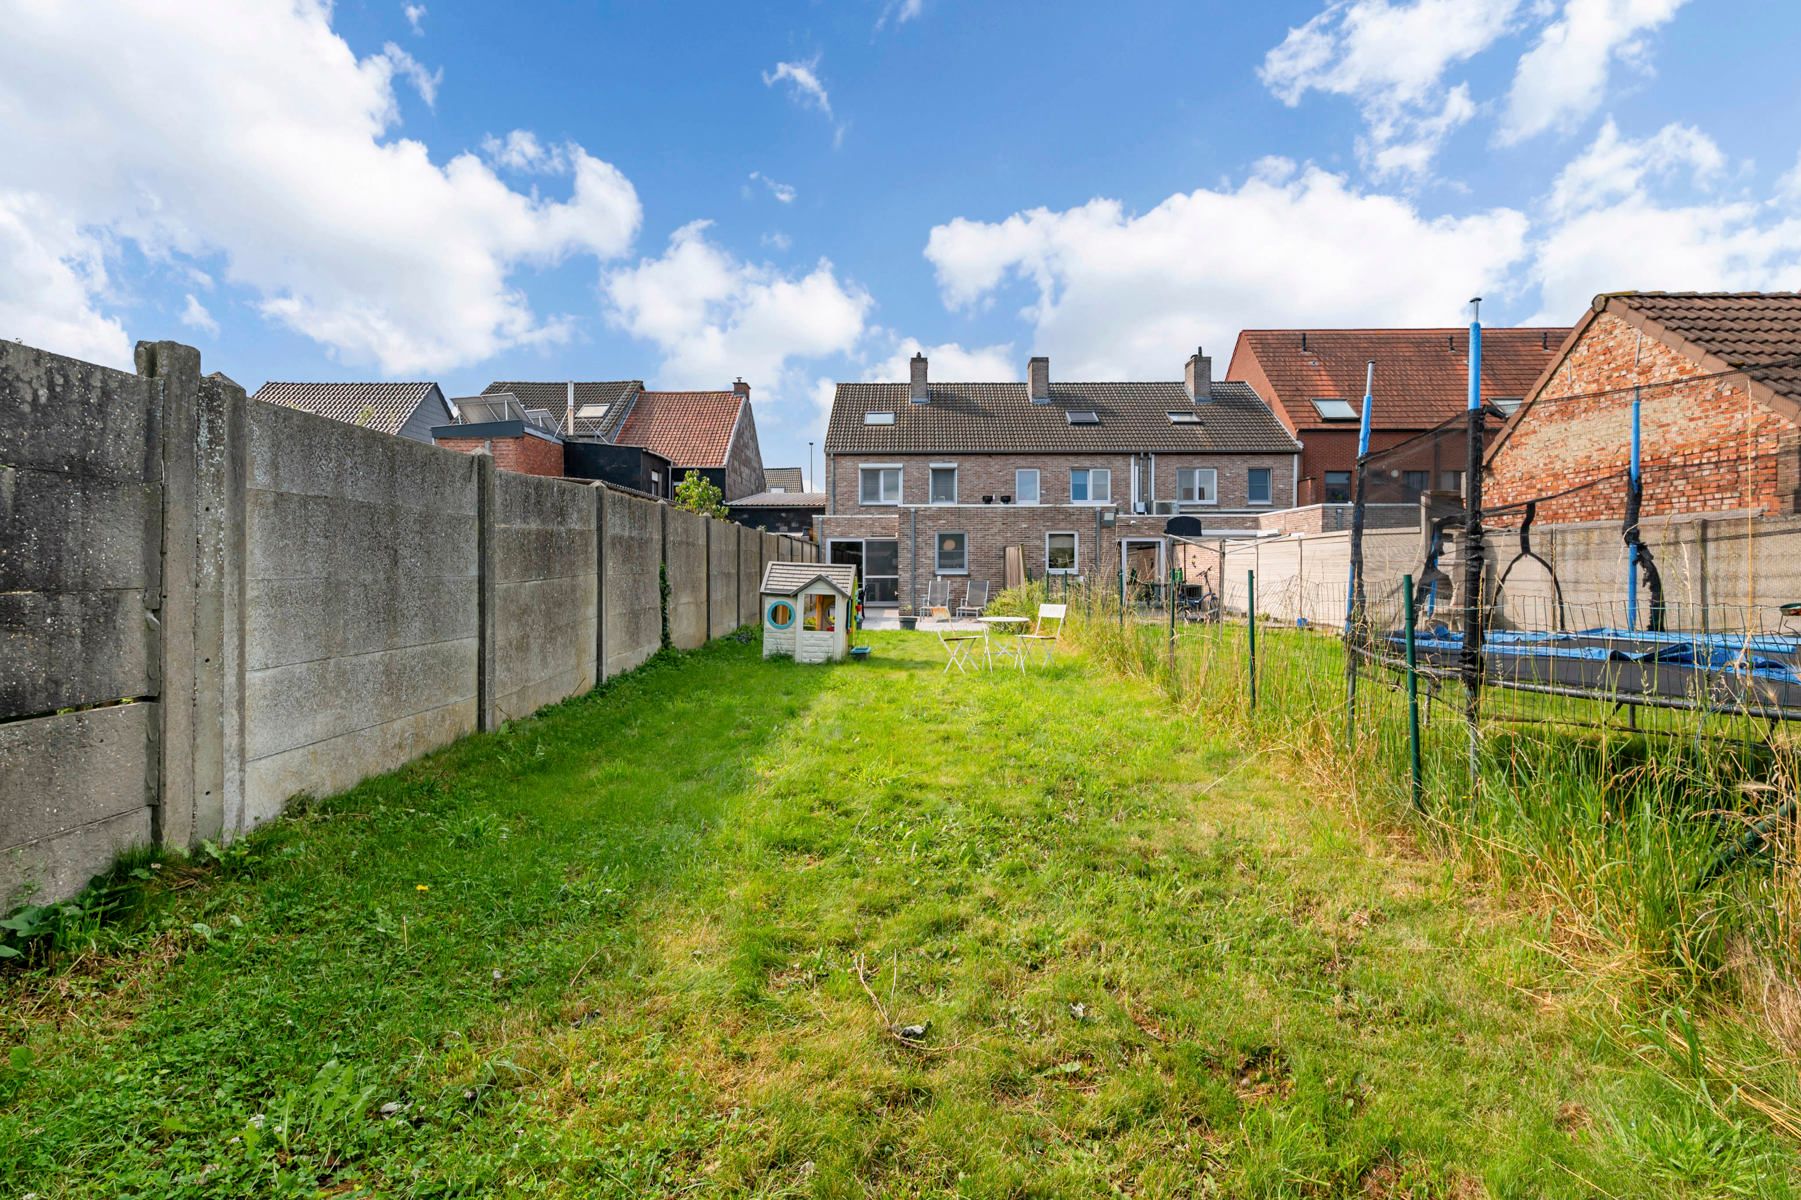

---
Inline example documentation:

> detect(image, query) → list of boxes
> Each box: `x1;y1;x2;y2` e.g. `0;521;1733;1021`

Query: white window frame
935;530;969;575
1247;467;1272;507
859;463;902;506
1070;467;1111;504
1015;468;1040;506
1046;531;1079;575
1176;467;1217;506
929;462;958;505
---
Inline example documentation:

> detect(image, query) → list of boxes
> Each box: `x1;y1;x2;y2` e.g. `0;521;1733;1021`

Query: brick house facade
1228;326;1566;506
1487;293;1801;524
821;351;1300;609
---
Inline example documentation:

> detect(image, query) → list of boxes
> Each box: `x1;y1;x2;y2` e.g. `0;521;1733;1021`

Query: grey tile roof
761;561;856;596
252;381;442;436
732;490;825;509
823;381;1300;455
763;466;805;492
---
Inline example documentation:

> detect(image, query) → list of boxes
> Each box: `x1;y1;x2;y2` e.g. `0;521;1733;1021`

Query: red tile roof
614;391;745;468
1229;327;1570;432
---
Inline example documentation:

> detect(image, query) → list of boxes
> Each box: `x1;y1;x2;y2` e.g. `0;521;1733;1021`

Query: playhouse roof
761;561;856;598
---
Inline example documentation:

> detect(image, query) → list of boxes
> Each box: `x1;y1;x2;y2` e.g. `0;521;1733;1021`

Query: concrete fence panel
601;489;663;678
738;524;760;628
0;342;162;905
490;472;597;724
707;518;738;639
664;507;709;650
242;400;481;829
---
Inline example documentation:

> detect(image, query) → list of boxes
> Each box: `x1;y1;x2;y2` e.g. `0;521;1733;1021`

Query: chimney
1185;348;1212;402
909;353;929;403
1028;355;1050;404
733;377;750;399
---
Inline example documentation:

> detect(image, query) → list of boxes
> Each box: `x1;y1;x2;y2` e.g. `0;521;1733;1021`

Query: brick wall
437;432;566;477
828;451;1294;513
722;400;766;500
1487;311;1801;523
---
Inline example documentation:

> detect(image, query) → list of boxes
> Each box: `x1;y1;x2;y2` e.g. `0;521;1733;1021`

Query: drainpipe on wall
1291;451;1300;507
910;507;919;609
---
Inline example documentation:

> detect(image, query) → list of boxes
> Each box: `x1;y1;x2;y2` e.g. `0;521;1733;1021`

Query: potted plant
898;605;918;631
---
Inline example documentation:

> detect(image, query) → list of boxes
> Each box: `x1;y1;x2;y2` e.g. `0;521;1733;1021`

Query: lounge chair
955;579;990;619
1016;603;1066;665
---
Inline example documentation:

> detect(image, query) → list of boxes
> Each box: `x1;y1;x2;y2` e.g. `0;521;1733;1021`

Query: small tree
673;469;729;519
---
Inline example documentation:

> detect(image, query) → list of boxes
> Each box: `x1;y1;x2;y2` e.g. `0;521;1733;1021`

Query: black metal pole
1461;304;1485;786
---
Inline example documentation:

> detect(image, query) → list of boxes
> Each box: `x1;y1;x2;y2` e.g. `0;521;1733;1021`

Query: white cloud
482;130;571;174
180;293;219;337
403;3;426;34
1529;120;1801;321
763;57;846;145
0;192;131;366
604;220;871;394
762;231;793;252
0;1;642;374
876;0;925;30
863;335;1017;383
1501;0;1688;143
373;42;441;109
924;158;1530;378
1261;0;1522;177
749;171;797;204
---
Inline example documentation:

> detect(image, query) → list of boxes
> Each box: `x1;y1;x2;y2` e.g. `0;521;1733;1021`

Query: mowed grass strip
2;633;1790;1197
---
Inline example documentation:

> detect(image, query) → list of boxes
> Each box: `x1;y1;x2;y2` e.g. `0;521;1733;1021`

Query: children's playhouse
761;562;857;663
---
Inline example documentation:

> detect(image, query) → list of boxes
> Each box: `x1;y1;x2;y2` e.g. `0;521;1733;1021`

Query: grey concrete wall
491;472;597;724
0;342;160;906
602;490;663;678
242;400;481;829
3;338;826;905
665;507;709;650
708;520;739;638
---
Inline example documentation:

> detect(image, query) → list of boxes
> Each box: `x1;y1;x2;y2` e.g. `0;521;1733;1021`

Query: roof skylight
1310;398;1357;421
1066;411;1100;425
863;410;896;425
1166;410;1201;424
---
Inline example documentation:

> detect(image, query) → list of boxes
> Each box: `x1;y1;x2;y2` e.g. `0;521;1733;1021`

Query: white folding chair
1016;603;1066;666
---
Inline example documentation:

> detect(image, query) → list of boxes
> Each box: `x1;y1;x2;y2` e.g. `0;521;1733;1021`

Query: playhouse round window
766;600;795;629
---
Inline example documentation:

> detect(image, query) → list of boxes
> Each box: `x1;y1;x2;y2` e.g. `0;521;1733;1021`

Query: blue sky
5;0;1801;480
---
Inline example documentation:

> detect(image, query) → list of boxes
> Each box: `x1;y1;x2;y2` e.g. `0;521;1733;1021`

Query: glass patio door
862;538;899;604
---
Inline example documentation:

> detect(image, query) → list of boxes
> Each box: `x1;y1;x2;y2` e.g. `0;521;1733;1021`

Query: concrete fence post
475;451;498;731
191;374;247;841
137;341;202;850
593;483;608;683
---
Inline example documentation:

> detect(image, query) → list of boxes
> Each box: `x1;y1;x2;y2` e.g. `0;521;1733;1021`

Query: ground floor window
1324;471;1352;504
936;531;968;573
1248;467;1272;505
1403;470;1429;495
1046;531;1078;574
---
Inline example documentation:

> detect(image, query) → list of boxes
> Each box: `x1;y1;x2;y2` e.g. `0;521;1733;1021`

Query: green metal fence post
1247;569;1257;712
1403;573;1424;813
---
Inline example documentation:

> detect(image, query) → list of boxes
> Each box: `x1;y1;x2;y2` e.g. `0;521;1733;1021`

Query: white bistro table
978;615;1031;670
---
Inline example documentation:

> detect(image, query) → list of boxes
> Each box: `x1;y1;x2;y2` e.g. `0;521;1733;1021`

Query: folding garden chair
922;579;952;624
936;626;987;673
1016;603;1066;666
955;579;990;619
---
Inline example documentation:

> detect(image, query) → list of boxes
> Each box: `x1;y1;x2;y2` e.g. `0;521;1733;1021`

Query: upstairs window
860;465;902;505
929;465;958;504
1015;468;1040;505
1247;468;1272;505
1176;468;1217;505
1403;470;1429;495
1071;468;1111;503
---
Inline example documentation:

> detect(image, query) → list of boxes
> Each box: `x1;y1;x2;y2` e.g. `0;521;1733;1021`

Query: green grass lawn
3;632;1795;1198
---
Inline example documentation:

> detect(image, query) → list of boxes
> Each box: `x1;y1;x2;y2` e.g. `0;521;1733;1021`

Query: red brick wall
437;432;566;477
1487;311;1801;523
828;451;1294;513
